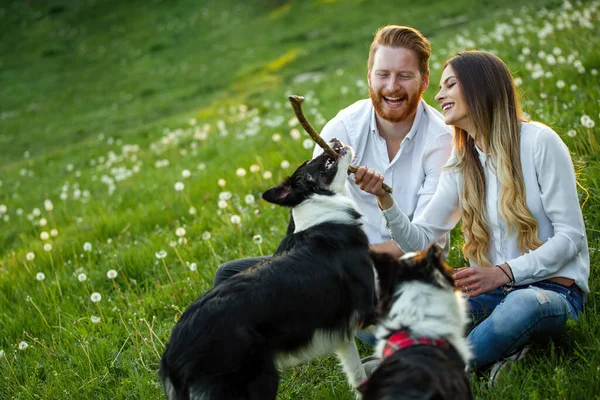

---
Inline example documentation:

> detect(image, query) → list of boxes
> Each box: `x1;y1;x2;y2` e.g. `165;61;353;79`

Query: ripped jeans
466;281;585;369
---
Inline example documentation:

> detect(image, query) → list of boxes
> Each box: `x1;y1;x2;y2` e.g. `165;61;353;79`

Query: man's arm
370;240;404;259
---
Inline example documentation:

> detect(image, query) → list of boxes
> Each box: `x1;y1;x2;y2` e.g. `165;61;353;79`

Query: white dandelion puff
36;272;46;281
253;235;263;244
262;171;272;179
26;252;35;261
83;242;92;252
217;179;226;187
230;215;242;225
90;316;101;324
106;269;118;279
0;205;6;214
155;250;167;259
302;138;314;149
50;229;58;237
175;227;186;237
289;128;301;140
0;349;4;358
181;169;191;178
556;80;565;89
188;207;197;215
271;133;281;142
44;200;54;212
18;341;28;350
40;231;50;240
78;273;87;282
236;168;247;177
201;231;211;241
189;263;197;272
280;160;290;169
39;218;48;227
43;243;52;252
90;292;102;303
174;182;185;191
244;194;255;204
581;115;595;128
218;200;228;209
249;164;261;173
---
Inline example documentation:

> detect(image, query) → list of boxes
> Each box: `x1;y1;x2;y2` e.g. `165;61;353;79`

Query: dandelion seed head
90;292;102;303
230;215;241;225
201;231;211;241
90;316;101;324
43;243;52;252
302;138;314;149
189;263;197;272
78;273;87;282
178;237;187;245
0;205;6;214
581;115;595;128
106;269;118;279
236;168;247;177
0;349;4;358
218;200;228;209
289;128;301;140
44;200;54;212
280;160;290;169
32;208;41;217
249;164;260;173
271;133;281;142
181;169;191;178
262;171;272;179
40;231;50;240
217;179;226;187
253;235;263;244
244;194;255;205
26;252;35;261
83;242;92;252
188;207;197;215
174;182;185;192
36;272;45;281
155;250;167;259
169;241;177;247
39;218;48;227
18;341;28;350
556;80;565;89
176;227;186;237
218;191;232;201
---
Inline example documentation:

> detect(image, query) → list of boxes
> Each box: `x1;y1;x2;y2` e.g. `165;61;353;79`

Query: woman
355;50;589;376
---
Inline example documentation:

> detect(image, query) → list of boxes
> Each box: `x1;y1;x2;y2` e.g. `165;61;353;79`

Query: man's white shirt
313;99;453;253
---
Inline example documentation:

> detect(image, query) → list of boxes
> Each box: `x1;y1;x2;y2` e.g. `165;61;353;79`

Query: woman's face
435;65;470;132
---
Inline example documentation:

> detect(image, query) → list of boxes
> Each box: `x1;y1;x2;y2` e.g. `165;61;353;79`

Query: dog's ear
262;179;293;205
369;251;399;298
425;243;442;264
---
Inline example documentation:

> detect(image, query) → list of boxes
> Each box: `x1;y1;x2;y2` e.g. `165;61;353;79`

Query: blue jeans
467;281;585;369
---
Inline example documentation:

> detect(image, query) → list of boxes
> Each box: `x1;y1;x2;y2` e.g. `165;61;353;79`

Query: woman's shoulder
520;121;569;156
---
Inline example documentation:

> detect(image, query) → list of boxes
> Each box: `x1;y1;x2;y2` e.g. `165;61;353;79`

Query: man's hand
354;166;394;210
370;240;404;259
453;265;511;298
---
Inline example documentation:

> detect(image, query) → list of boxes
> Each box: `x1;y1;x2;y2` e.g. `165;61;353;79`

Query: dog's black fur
361;246;473;400
159;139;375;400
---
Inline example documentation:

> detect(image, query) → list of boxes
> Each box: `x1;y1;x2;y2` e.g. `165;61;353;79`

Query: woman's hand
354;166;393;210
453;265;511;298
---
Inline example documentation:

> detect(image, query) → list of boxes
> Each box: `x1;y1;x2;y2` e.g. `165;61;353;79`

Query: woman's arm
354;165;461;253
507;127;587;283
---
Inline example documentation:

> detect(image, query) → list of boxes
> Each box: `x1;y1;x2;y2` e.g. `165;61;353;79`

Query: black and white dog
159;139;375;399
360;245;473;400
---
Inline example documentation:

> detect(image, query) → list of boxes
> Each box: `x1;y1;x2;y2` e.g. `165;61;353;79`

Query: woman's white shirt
381;121;590;293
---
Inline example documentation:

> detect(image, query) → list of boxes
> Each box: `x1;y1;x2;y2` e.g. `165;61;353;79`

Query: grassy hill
0;0;599;398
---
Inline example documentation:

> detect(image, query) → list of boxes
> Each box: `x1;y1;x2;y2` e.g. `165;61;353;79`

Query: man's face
368;46;428;123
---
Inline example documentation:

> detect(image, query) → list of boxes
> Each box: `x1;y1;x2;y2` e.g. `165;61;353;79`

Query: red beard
370;86;423;123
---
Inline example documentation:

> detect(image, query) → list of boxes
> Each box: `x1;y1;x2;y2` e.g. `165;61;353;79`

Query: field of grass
1;0;599;398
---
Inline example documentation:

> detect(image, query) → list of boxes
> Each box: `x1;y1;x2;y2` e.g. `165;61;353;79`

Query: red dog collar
357;331;449;395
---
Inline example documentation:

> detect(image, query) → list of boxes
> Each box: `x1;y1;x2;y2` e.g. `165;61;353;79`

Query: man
213;25;451;284
314;25;452;259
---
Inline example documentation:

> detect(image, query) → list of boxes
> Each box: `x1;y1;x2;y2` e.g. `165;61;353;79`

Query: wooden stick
288;95;392;194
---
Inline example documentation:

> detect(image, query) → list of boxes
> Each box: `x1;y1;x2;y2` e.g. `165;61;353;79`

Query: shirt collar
369;100;426;142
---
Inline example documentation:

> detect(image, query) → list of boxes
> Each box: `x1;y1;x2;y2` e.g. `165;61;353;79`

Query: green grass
1;0;599;398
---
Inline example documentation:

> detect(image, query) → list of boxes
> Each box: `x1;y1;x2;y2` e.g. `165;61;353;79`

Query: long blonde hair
445;51;542;267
